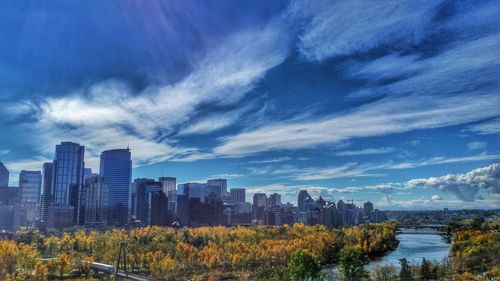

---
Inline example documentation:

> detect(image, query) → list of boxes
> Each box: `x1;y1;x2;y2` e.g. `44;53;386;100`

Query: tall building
19;170;42;227
100;148;132;226
252;193;267;224
268;193;282;207
81;175;108;226
178;182;208;202
159;177;176;192
150;190;170;226
50;142;85;226
364;201;374;219
298;190;313;212
207;178;227;198
19;170;42;204
0;162;8;187
132;179;161;225
40;163;53;226
230;188;246;203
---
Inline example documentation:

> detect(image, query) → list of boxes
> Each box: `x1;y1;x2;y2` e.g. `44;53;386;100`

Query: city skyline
0;1;499;210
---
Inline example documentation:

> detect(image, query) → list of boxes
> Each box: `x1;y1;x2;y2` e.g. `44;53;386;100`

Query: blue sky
0;0;499;210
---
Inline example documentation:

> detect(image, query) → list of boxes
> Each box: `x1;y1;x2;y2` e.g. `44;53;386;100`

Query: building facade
0;162;8;188
40;163;53;226
50;142;85;226
230;188;246;203
100;148;132;226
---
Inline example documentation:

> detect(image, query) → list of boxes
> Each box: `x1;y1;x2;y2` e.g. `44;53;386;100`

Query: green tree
286;249;321;281
419;258;431;281
399;258;414;281
339;246;369;281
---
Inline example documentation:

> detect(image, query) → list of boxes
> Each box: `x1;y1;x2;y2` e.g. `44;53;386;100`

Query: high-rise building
297;190;313;212
40;163;53;226
19;170;42;204
132;179;161;225
0;162;8;188
81;175;108;226
19;170;42;227
100;148;132;226
159;177;176;192
150;190;170;226
268;193;282;207
230;188;246;203
207;178;227;198
252;193;267;224
364;201;374;219
50;142;85;226
178;182;208;202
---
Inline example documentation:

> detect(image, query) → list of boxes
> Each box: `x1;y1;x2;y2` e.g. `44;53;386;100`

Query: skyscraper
19;170;42;204
297;190;313;212
81;175;108;226
178;182;208;202
252;193;267;224
50;142;85;225
0;162;9;187
159;177;176;192
131;179;161;225
230;188;246;203
364;201;373;218
207;178;227;198
100;148;132;226
40;163;53;226
268;193;282;207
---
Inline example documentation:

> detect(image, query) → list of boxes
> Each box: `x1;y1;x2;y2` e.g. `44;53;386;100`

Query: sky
0;0;499;210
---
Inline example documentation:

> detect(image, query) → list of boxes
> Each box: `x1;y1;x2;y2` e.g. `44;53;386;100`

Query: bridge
396;224;451;236
40;259;150;281
91;262;149;281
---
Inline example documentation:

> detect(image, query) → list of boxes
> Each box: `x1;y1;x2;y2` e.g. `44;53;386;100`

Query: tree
399;258;414;281
372;265;398;281
286;249;321;281
339;247;369;281
419;258;431;281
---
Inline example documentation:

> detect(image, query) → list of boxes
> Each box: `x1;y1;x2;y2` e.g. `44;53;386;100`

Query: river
366;234;451;271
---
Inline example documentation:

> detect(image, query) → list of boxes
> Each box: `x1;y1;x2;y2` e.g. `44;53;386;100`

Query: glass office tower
51;142;85;225
100;148;132;225
0;162;8;188
40;162;53;226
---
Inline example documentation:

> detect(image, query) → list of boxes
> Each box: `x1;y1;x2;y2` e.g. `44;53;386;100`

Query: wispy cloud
467;141;487;150
467;118;500;135
388;154;500;170
3;21;291;166
248;157;292;164
292;0;442;61
334;147;395;156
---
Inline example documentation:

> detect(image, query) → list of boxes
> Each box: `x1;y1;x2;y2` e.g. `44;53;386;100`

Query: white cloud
407;163;500;202
335;147;395;156
467;141;487;150
388;154;500;170
214;31;500;157
248;157;292;164
292;0;441;61
6;21;290;166
467;118;500;135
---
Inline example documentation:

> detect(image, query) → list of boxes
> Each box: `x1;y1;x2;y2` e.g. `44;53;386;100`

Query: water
366;234;451;271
